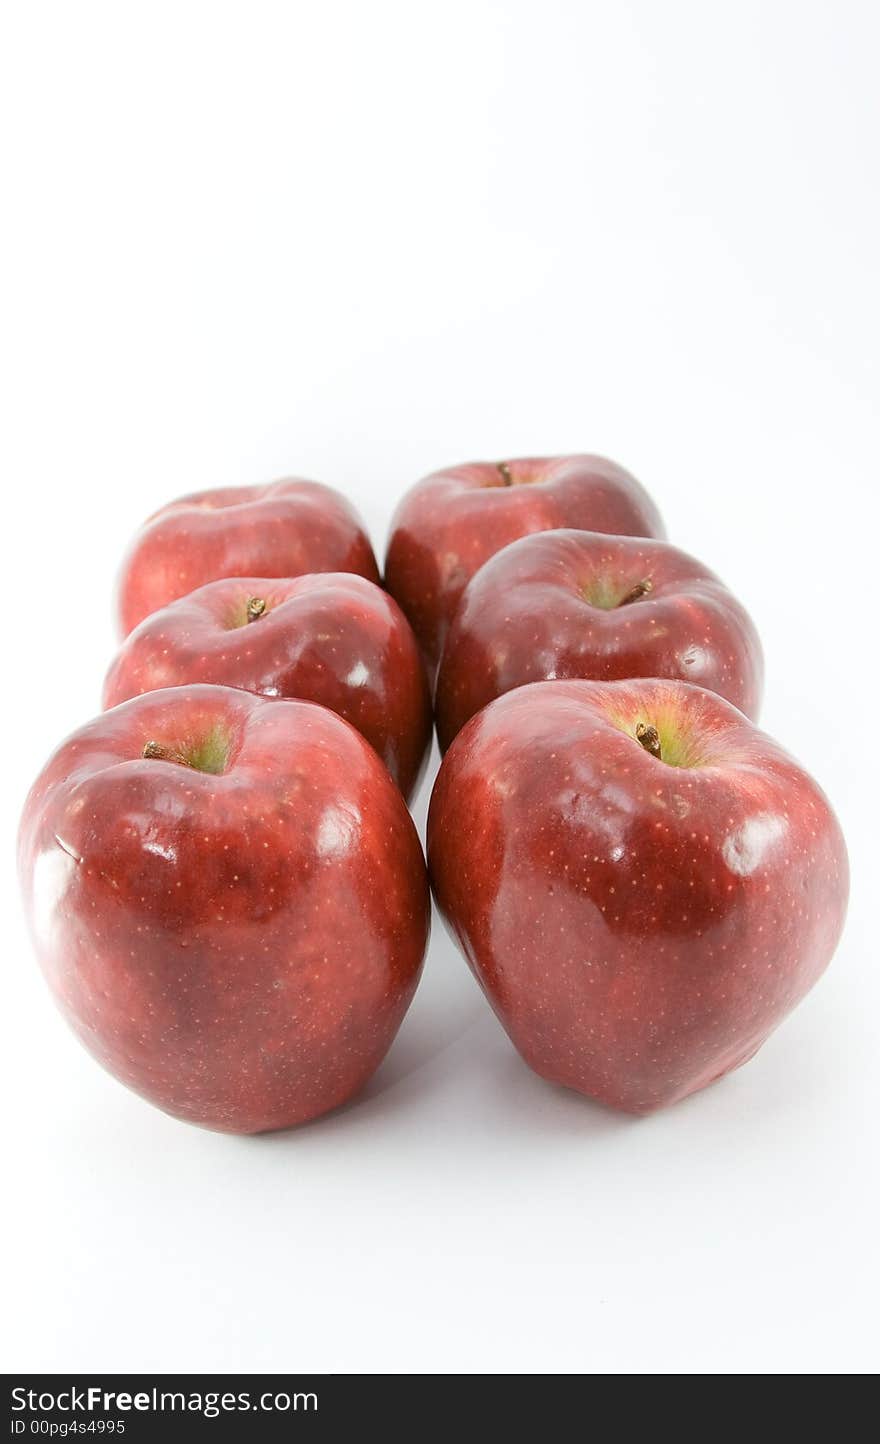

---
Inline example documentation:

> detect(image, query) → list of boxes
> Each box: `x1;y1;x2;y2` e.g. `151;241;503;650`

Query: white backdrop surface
1;1;877;1374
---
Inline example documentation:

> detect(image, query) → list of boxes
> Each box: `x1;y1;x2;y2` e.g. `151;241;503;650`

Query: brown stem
618;578;653;606
246;597;267;623
496;461;513;486
142;741;193;768
635;722;662;760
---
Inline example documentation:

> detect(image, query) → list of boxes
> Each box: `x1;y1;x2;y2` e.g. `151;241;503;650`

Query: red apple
103;573;432;801
384;455;664;672
19;685;430;1133
428;679;848;1114
435;529;763;751
116;479;380;636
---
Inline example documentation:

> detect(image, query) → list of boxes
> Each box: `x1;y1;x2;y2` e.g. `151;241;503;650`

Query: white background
1;1;877;1375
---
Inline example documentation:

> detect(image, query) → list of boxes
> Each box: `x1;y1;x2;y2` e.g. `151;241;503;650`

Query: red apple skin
18;685;430;1133
103;573;432;802
384;455;665;672
428;679;848;1114
435;530;763;751
116;479;380;637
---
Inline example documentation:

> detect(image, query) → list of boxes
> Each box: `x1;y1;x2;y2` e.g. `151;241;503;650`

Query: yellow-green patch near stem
609;706;712;769
142;723;234;774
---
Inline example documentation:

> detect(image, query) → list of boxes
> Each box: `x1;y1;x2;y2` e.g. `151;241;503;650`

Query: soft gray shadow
476;1037;640;1142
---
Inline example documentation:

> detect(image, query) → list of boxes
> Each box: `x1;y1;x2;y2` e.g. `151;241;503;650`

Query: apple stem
618;578;653;606
142;741;193;768
635;722;662;761
496;461;513;486
246;597;267;623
